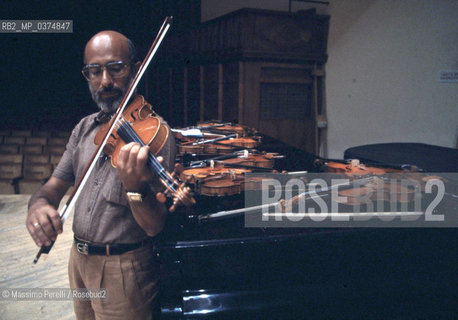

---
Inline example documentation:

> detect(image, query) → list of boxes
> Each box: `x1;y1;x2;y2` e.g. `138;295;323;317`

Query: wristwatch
126;187;149;203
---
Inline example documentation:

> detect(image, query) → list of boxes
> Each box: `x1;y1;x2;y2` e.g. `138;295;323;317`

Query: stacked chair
0;129;69;194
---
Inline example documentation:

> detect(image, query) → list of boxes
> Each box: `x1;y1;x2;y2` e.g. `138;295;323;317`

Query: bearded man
26;31;176;320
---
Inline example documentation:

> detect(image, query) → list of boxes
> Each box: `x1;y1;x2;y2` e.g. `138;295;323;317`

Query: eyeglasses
81;61;130;82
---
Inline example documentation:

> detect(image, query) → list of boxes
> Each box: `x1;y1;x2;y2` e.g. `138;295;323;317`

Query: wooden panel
222;62;239;122
179;8;329;64
259;118;316;153
200;66;204;121
183;66;188;126
260;67;312;83
259;82;312;120
203;64;219;121
169;67;185;127
218;64;223;120
240;61;316;153
249;12;328;58
187;65;201;126
238;62;244;124
154;67;171;122
241;62;261;129
168;9;328;155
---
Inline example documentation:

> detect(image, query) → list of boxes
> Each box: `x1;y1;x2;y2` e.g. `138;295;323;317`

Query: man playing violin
26;30;176;319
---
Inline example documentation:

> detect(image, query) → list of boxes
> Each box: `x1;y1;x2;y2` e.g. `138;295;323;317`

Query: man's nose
100;69;113;87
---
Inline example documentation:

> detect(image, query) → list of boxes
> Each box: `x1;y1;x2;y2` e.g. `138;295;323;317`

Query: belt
73;236;151;256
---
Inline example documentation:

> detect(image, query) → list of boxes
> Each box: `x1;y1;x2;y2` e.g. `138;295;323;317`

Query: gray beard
89;74;135;113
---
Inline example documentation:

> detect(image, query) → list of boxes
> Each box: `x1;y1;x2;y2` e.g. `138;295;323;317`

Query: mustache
95;86;123;96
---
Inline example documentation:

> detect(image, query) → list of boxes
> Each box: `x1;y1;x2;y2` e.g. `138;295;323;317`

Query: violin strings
117;121;167;180
119;122;175;190
116;120;176;192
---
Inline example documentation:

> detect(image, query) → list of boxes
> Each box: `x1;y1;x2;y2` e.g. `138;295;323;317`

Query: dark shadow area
0;0;200;130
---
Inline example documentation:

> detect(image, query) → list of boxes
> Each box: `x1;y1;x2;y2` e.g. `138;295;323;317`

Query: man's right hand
26;176;71;247
27;199;62;247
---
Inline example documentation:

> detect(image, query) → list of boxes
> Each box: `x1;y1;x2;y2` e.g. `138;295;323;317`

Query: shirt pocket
102;178;129;208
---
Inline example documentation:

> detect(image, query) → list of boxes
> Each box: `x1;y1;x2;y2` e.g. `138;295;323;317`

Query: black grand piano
154;133;457;319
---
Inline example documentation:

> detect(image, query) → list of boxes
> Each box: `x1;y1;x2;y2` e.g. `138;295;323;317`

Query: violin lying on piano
180;150;283;197
174;121;262;155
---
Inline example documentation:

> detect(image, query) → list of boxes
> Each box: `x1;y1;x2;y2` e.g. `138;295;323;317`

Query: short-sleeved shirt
53;107;176;244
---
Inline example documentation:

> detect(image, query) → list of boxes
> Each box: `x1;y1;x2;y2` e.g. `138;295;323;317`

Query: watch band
126;186;149;202
126;192;145;202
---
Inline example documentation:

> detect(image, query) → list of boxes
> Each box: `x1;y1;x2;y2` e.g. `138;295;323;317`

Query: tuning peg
156;191;167;203
174;163;185;173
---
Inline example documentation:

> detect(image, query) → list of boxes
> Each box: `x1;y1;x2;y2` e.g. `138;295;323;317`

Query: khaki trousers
68;242;159;320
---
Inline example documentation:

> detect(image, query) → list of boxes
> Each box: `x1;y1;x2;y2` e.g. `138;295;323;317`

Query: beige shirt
53;109;176;244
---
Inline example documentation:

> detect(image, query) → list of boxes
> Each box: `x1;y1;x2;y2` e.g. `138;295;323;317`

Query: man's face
84;34;133;113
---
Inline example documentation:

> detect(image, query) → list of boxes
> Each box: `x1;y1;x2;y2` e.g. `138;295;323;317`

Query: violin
336;177;417;206
196;166;277;197
175;130;224;154
217;137;261;149
94;95;167;167
198;169;249;197
180;164;250;185
178;136;260;155
197;121;256;137
219;153;274;168
179;149;281;196
180;161;250;196
176;121;260;155
179;140;234;155
309;158;423;208
93;95;195;211
320;159;399;177
324;159;387;176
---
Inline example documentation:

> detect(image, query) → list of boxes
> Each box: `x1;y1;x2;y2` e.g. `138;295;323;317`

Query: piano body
155;134;457;319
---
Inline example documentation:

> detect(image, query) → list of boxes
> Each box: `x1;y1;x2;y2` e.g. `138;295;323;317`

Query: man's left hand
116;142;162;191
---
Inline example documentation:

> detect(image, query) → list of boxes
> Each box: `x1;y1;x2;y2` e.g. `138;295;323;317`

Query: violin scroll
156;163;195;212
169;182;195;212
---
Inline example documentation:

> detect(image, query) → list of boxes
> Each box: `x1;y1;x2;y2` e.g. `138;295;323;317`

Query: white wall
201;0;458;158
326;0;458;157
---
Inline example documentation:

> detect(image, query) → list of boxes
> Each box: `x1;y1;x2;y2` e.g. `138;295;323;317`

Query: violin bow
198;176;377;221
33;17;173;264
192;133;237;145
